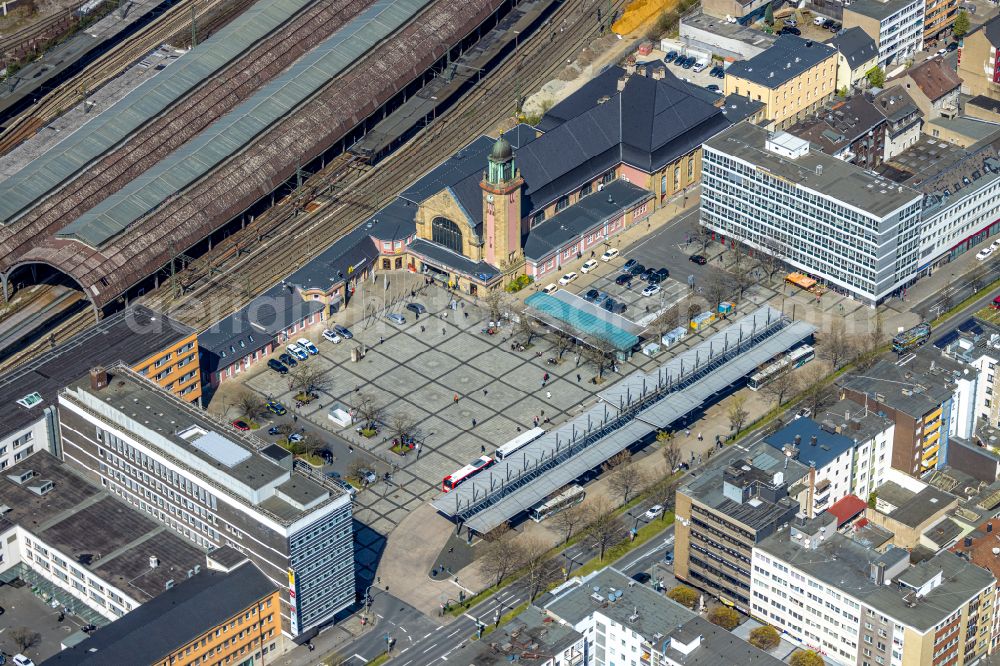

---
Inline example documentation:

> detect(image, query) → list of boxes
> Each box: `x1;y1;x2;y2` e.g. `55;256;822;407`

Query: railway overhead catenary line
1;0;626;371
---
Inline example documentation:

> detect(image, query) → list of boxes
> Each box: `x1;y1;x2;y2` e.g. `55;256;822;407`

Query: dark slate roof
873;86;921;123
763;418;857;470
785;96;887;155
522;179;653;260
197;285;325;374
827;27;878;69
720;94;765;123
0;305;192;440
968;95;1000;114
725;35;836;88
535;65;624;132
978;12;1000;46
285;227;380;293
402;135;494;206
408;237;500;281
847;0;919;21
41;562;277;666
519;73;730;212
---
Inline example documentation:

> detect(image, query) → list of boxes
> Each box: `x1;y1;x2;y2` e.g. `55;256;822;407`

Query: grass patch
930;276;1000;327
569;512;674;580
367;652;389;666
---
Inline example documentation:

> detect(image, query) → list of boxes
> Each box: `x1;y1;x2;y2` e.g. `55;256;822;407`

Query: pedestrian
543;372;549;381
472;418;477;427
348;445;354;453
481;443;485;452
448;547;454;554
540;409;545;416
577;373;581;382
464;312;469;319
379;336;384;345
483;389;488;396
685;428;691;437
293;414;298;422
442;327;446;335
546;391;552;399
697;432;703;441
454;393;459;403
420;325;425;333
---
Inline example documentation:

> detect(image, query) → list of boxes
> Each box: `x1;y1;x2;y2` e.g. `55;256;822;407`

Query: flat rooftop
705;122;920;218
846;0;919;21
681;7;777;50
60;367;343;524
0;453;205;603
758;532;994;631
880;483;956;527
0;306;192;440
840;354;964;418
461;606;582;666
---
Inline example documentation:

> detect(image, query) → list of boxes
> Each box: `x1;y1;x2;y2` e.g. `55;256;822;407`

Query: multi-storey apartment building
751;513;995;666
844;0;925;67
957;16;1000;98
57;365;354;637
942;318;1000;430
723;35;838;130
923;0;958;42
700;123;923;306
543;568;784;666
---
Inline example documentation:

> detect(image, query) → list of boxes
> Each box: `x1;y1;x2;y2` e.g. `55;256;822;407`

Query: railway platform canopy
0;0;323;226
431;305;816;534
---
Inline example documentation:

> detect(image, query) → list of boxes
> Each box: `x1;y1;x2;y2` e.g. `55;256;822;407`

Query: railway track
0;2;83;60
0;0;627;371
0;0;228;155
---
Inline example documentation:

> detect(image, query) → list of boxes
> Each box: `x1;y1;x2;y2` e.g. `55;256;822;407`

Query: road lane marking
400;626;408;634
352;654;368;663
423;646;436;654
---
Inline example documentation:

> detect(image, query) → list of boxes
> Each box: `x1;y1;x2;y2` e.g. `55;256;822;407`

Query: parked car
231;420;250;431
581;259;599;273
543;283;558;294
642;284;661;297
405;303;426;315
646;272;666;285
830;22;841;31
288;433;304;443
297;337;319;355
267;359;289;374
13;656;36;666
584;288;601;302
267;426;281;435
287;343;308;360
784;18;797;26
278;352;297;367
266;401;287;416
330;477;357;497
665;550;674;565
681;56;694;69
948;41;959;51
628;262;646;276
358;468;378;484
592;291;609;306
654;267;670;280
639;268;655;280
822;18;835;28
623;258;638;271
692;61;707;73
614;273;632;286
322;328;342;343
689;254;708;265
936;47;948;56
605;300;627;314
714;67;725;78
977;247;993;261
709;65;724;77
814;15;825;24
665;50;678;62
601;247;620;261
558;272;578;285
631;572;651;584
706;84;720;93
333;324;353;339
780;26;801;35
644;504;664;520
386;312;406;325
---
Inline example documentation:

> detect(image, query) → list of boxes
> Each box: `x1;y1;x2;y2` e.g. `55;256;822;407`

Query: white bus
530;485;586;522
494;427;545;460
747;345;815;391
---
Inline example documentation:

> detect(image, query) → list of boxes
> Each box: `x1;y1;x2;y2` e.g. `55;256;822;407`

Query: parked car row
268;328;349;375
977;239;1000;261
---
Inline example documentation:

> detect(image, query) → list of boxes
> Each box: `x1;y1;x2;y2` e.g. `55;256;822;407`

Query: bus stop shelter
524;290;640;355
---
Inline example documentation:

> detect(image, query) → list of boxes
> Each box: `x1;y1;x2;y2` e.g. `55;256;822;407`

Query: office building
844;0;925;67
700;123;923;306
57;365;354;636
674;440;807;610
723;35;838;129
751;515;995;666
958;15;1000;98
0;306;198;479
827;28;880;92
544;568;785;666
841;354;974;474
42;559;281;666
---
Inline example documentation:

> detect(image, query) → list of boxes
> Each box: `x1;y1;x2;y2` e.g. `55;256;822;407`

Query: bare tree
686;302;702;321
968;263;988;293
820;319;854;370
289;364;331;396
758;237;788;281
482;288;511;323
553;332;574;359
726;393;750;434
10;627;40;653
480;522;524;587
388;412;419;446
551;501;588;544
604;450;646;505
694;222;714;253
348;459;373;485
661;436;682;472
235;389;265;421
648;477;678;517
704;271;734;311
799;364;834;415
762;370;799;408
516;313;539;345
650;305;681;342
355;393;385;430
729;241;758;299
584;498;625;561
868;311;886;350
582;336;616;381
521;536;559;601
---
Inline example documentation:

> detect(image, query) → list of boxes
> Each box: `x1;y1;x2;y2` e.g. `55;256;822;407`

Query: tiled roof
898;58;961;102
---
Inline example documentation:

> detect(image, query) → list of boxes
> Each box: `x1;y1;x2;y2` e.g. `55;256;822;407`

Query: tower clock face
487;194;494;203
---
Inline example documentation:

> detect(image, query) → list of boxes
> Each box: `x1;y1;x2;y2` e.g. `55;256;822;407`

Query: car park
558;272;578;285
614;273;632;286
405;303;426;315
628;262;646;276
267;359;289;374
601;247;620;261
333;324;353;339
231;420;250;431
287;343;308;360
297;337;319;355
642;284;661;297
584;288;600;302
581;259;599;273
689;254;708;265
623;258;637;271
322;328;342;343
278;352;297;367
387;312;406;325
266;401;287;415
644;504;664;520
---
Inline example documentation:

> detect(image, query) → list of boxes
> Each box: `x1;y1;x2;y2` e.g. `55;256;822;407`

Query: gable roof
981;13;1000;46
898;58;961;102
828;27;878;69
726;34;836;89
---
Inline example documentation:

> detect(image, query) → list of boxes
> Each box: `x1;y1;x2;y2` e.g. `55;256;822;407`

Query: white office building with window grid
700;123;923;306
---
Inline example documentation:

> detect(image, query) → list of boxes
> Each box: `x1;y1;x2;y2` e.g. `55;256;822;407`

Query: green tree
764;2;774;26
667;585;699;609
868;491;878;508
707;606;741;630
866;66;885;88
749;625;781;651
953;9;970;39
789;649;826;666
